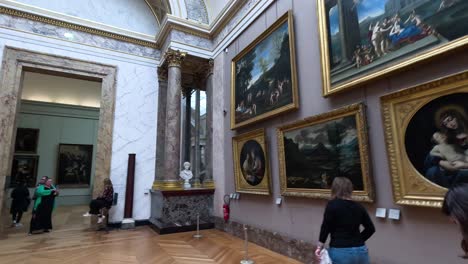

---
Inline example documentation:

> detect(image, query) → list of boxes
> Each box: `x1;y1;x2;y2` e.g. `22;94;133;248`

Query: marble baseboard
214;217;315;264
150;189;214;234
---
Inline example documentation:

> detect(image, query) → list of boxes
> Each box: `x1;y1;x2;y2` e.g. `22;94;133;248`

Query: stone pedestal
121;218;135;229
150;188;214;234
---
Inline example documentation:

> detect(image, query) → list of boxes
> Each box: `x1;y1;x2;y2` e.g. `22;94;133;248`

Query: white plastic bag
319;248;332;264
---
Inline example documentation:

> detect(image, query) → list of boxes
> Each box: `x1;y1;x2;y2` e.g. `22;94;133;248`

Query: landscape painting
277;103;373;201
231;11;298;129
318;0;468;95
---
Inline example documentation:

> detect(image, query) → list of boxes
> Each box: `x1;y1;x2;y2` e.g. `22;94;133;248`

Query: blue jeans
329;246;370;264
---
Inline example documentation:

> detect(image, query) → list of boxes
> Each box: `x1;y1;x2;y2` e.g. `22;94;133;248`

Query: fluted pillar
203;60;215;188
159;49;186;190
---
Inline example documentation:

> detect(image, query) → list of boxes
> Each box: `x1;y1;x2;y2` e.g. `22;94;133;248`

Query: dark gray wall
213;0;468;263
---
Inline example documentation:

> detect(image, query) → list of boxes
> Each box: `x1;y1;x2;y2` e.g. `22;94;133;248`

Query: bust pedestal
150;188;215;234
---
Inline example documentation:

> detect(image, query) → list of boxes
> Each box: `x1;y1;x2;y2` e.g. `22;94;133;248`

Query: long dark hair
443;184;468;255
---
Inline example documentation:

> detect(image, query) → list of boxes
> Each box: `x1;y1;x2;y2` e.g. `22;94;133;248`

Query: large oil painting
231;11;298;129
382;71;468;207
318;0;468;96
277;103;373;201
232;129;270;195
57;144;93;186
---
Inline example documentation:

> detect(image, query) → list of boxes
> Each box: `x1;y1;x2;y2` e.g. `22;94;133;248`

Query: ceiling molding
0;0;157;42
0;0;275;58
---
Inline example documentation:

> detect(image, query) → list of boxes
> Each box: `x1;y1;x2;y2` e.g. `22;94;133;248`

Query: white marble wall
11;0;159;36
0;27;159;221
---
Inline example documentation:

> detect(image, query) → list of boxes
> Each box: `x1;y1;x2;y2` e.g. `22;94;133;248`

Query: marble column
153;67;168;189
203;60;215;188
160;49;186;190
193;89;201;187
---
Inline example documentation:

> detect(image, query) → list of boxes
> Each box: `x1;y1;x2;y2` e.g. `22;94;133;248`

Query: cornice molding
0;0;274;58
0;6;158;48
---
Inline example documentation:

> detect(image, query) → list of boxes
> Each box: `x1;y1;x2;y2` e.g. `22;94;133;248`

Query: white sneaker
15;223;23;228
97;217;103;224
83;212;91;217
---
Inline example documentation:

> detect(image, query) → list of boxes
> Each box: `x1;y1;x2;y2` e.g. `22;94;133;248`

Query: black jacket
10;186;30;213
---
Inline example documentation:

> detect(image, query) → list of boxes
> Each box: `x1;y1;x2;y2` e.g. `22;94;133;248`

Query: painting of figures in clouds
231;11;298;129
320;0;468;95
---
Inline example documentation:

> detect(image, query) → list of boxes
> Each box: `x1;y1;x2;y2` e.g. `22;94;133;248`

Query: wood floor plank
1;205;301;264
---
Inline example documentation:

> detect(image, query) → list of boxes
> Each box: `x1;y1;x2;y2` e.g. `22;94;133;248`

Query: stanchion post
240;224;254;264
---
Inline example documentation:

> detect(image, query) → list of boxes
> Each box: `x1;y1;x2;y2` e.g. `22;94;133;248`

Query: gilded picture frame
381;71;468;208
231;11;298;129
277;103;373;201
317;0;468;96
232;128;270;195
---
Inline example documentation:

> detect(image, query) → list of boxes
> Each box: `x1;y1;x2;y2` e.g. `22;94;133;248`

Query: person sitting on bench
83;178;114;224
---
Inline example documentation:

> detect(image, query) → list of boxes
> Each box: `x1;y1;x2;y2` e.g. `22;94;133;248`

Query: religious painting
231;11;298;129
318;0;468;96
10;155;38;188
232;129;270;195
57;144;93;186
277;103;373;201
382;71;468;207
15;128;39;153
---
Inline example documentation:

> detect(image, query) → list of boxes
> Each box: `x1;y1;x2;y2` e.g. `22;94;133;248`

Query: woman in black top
315;177;375;264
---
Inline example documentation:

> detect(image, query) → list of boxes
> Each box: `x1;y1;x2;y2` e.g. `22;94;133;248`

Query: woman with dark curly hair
443;184;468;258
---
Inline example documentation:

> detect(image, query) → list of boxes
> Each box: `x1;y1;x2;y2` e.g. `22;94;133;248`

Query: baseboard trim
107;219;151;229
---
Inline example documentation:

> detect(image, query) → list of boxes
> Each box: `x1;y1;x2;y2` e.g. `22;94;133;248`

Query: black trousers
89;199;108;215
11;210;23;223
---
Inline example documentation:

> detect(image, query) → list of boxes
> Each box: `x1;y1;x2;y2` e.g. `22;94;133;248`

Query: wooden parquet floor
0;206;302;264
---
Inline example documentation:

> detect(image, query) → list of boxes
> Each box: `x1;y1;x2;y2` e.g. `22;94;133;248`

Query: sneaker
97;217;103;224
83;212;91;217
15;223;23;228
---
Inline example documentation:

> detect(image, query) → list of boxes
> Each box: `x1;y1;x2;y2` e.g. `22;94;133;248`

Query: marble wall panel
0;28;158;223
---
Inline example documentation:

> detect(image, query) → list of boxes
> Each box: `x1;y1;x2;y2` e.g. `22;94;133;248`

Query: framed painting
10;155;38;188
232;128;270;195
57;144;93;186
231;11;298;129
277;103;373;201
318;0;468;96
381;71;468;207
15;128;39;153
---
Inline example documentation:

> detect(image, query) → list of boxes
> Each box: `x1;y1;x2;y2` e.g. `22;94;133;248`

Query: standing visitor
315;177;375;264
10;180;30;227
29;178;58;235
442;183;468;258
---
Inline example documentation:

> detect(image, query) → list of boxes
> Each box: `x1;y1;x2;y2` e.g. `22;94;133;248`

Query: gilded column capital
164;49;186;68
157;66;168;82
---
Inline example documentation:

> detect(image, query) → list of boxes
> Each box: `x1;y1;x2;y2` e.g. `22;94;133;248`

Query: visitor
442;183;468;258
315;177;375;264
10;180;30;227
83;178;114;224
29;178;58;235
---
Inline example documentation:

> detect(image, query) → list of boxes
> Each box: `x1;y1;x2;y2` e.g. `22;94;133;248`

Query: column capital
207;59;214;76
157;66;168;82
164;49;186;68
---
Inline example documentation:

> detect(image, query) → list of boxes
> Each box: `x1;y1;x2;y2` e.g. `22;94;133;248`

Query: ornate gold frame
277;103;373;201
230;11;298;129
232;128;271;195
317;0;468;97
381;71;468;208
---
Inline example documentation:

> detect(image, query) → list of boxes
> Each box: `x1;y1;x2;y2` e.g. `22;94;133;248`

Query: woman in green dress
29;178;58;235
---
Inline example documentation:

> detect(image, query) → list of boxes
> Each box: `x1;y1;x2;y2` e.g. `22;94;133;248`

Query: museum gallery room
1;0;468;263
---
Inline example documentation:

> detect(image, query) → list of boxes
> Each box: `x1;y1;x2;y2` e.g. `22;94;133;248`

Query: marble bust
180;161;193;189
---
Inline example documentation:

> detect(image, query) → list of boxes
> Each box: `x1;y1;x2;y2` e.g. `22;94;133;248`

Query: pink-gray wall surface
212;0;468;263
